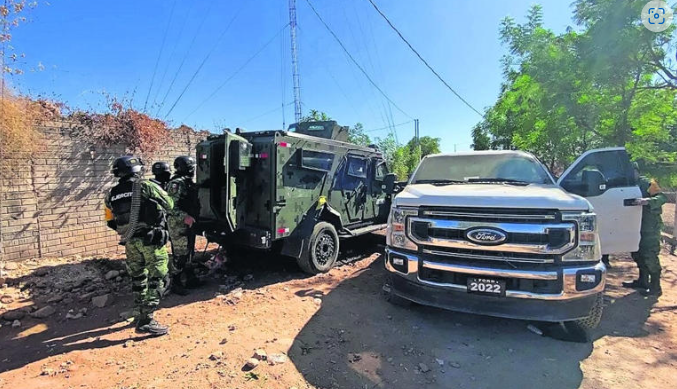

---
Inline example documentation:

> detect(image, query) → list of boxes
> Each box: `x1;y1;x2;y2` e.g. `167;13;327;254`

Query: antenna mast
289;0;302;124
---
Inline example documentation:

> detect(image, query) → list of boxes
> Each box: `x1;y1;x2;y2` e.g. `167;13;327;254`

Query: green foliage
300;109;331;123
375;133;440;180
474;1;677;184
348;122;372;146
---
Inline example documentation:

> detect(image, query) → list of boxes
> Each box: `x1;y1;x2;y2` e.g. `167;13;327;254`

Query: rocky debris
115;276;123;283
78;291;97;302
253;349;267;361
419;363;431;373
47;294;64;304
449;362;461;369
221;287;244;305
3;262;18;271
268;353;288;365
65;308;87;320
31;305;57;319
0;295;14;304
228;324;237;332
219;338;229;345
34;268;49;277
244;358;260;370
12;320;21;328
349;354;362;363
104;270;120;280
435;358;445;366
313;298;322;305
209;351;224;361
119;311;134;320
3;310;25;321
92;294;114;308
40;367;55;376
527;324;543;336
124;340;135;348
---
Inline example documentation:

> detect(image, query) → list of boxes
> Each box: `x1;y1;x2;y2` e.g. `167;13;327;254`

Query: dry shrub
72;98;168;157
0;90;44;158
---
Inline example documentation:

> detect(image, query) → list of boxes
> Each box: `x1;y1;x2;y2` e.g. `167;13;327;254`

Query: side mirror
383;173;397;194
582;170;606;197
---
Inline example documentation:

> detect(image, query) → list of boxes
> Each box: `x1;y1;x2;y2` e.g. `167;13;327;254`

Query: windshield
410;154;554;185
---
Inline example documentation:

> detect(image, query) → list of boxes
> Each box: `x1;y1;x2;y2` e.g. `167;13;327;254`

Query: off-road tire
573;292;604;330
296;222;339;274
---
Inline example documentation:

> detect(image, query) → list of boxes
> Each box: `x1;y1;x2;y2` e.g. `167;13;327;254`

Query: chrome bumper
385;248;606;301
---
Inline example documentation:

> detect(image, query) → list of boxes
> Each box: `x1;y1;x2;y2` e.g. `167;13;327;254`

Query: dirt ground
1;234;676;389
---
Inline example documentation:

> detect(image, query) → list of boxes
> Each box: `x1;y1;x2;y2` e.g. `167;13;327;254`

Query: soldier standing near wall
167;156;200;295
151;162;171;191
104;156;174;335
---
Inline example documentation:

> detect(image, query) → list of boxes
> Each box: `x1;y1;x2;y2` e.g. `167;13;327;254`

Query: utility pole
414;119;421;160
289;0;302;124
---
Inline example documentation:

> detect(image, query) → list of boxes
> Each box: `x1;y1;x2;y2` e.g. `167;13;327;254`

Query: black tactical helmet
152;161;171;176
112;156;144;178
174;156;196;176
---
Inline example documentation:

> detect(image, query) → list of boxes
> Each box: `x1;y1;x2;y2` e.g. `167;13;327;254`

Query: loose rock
435;358;445;366
245;358;260;369
47;295;64;304
31;305;57;318
419;363;431;373
104;270;120;280
253;349;267;361
268;353;288;365
1;309;22;321
209;351;224;361
124;340;135;348
79;291;97;302
65;310;83;320
12;319;21;328
449;362;461;369
313;298;322;305
92;294;114;308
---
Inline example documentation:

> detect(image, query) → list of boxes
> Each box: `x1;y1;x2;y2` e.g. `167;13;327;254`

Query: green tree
300;109;331;122
348;122;372;146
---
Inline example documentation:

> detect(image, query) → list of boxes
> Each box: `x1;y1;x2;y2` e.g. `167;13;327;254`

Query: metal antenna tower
289;0;302;124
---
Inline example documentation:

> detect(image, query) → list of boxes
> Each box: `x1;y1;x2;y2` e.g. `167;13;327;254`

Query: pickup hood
394;183;591;211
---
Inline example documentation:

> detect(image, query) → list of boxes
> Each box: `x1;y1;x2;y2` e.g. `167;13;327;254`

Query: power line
366;120;414;133
164;2;247;119
182;23;290;122
156;0;216;116
365;0;484;117
143;0;177;112
304;0;413;120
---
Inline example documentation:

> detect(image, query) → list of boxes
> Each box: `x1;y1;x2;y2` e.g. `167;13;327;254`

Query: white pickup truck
384;148;641;329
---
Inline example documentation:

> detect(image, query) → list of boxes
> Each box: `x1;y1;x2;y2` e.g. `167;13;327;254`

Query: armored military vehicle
195;121;397;274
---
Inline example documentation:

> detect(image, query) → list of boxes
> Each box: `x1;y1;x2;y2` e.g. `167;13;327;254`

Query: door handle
623;198;638;206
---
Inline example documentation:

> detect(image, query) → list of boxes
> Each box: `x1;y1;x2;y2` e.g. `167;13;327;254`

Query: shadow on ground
0;234;383;374
288;256;662;389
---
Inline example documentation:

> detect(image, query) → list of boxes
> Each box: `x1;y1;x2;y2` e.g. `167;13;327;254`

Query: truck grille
408;207;576;261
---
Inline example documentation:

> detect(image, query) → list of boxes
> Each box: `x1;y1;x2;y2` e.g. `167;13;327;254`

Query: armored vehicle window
301;150;334;172
347;157;368;179
375;161;388;181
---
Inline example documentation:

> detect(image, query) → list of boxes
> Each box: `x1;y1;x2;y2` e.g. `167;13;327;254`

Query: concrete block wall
0;120;208;262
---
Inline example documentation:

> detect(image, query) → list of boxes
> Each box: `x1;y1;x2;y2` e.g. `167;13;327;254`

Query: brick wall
0;120;208;262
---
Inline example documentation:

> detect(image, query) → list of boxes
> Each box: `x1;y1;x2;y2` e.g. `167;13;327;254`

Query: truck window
347;157;368;179
301;150;334;171
375;161;388;181
561;150;635;189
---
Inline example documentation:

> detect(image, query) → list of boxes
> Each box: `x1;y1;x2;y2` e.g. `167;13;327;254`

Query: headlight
387;206;418;251
562;212;600;262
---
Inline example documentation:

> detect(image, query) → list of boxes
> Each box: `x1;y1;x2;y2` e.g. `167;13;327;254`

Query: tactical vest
150;178;167;191
110;177;163;229
173;176;200;217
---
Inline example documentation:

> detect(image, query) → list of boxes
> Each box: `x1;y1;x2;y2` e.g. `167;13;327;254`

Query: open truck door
557;147;641;255
195;131;252;239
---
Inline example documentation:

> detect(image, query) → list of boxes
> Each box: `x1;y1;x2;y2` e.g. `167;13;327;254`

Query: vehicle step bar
339;224;387;238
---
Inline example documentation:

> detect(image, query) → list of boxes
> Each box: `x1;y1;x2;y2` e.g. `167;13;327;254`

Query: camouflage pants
168;216;195;276
631;234;662;274
125;237;169;321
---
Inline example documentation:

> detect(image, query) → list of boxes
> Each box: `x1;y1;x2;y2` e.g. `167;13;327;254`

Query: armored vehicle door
368;158;390;223
336;154;370;224
558;147;641;255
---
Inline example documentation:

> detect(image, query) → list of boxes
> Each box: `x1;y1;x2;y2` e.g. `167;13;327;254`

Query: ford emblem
466;228;507;245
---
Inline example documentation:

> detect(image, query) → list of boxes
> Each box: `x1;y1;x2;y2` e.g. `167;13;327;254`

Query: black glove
144;228;169;246
107;220;118;230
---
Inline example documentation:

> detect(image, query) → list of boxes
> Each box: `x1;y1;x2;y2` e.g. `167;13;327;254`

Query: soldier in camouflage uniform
105;156;174;335
167;156;200;294
623;163;667;296
151;161;171;191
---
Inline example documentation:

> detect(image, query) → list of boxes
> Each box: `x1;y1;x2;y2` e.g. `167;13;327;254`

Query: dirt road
1;235;676;389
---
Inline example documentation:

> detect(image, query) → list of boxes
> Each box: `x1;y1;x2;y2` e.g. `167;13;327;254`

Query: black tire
296;222;340;274
573;292;604;330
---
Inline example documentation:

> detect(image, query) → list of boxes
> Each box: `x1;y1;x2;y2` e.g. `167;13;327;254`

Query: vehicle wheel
573;292;604;331
296;222;339;274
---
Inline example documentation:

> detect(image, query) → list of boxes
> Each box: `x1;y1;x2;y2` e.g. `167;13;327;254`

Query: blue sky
9;0;574;152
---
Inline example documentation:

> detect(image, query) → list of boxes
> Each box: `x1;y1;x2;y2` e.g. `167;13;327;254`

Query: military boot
171;274;189;296
136;317;169;336
622;269;648;289
640;271;662;297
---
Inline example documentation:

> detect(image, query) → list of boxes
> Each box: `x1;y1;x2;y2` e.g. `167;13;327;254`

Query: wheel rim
315;230;336;266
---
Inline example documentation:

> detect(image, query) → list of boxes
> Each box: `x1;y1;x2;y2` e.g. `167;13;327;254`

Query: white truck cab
384;148;640;330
